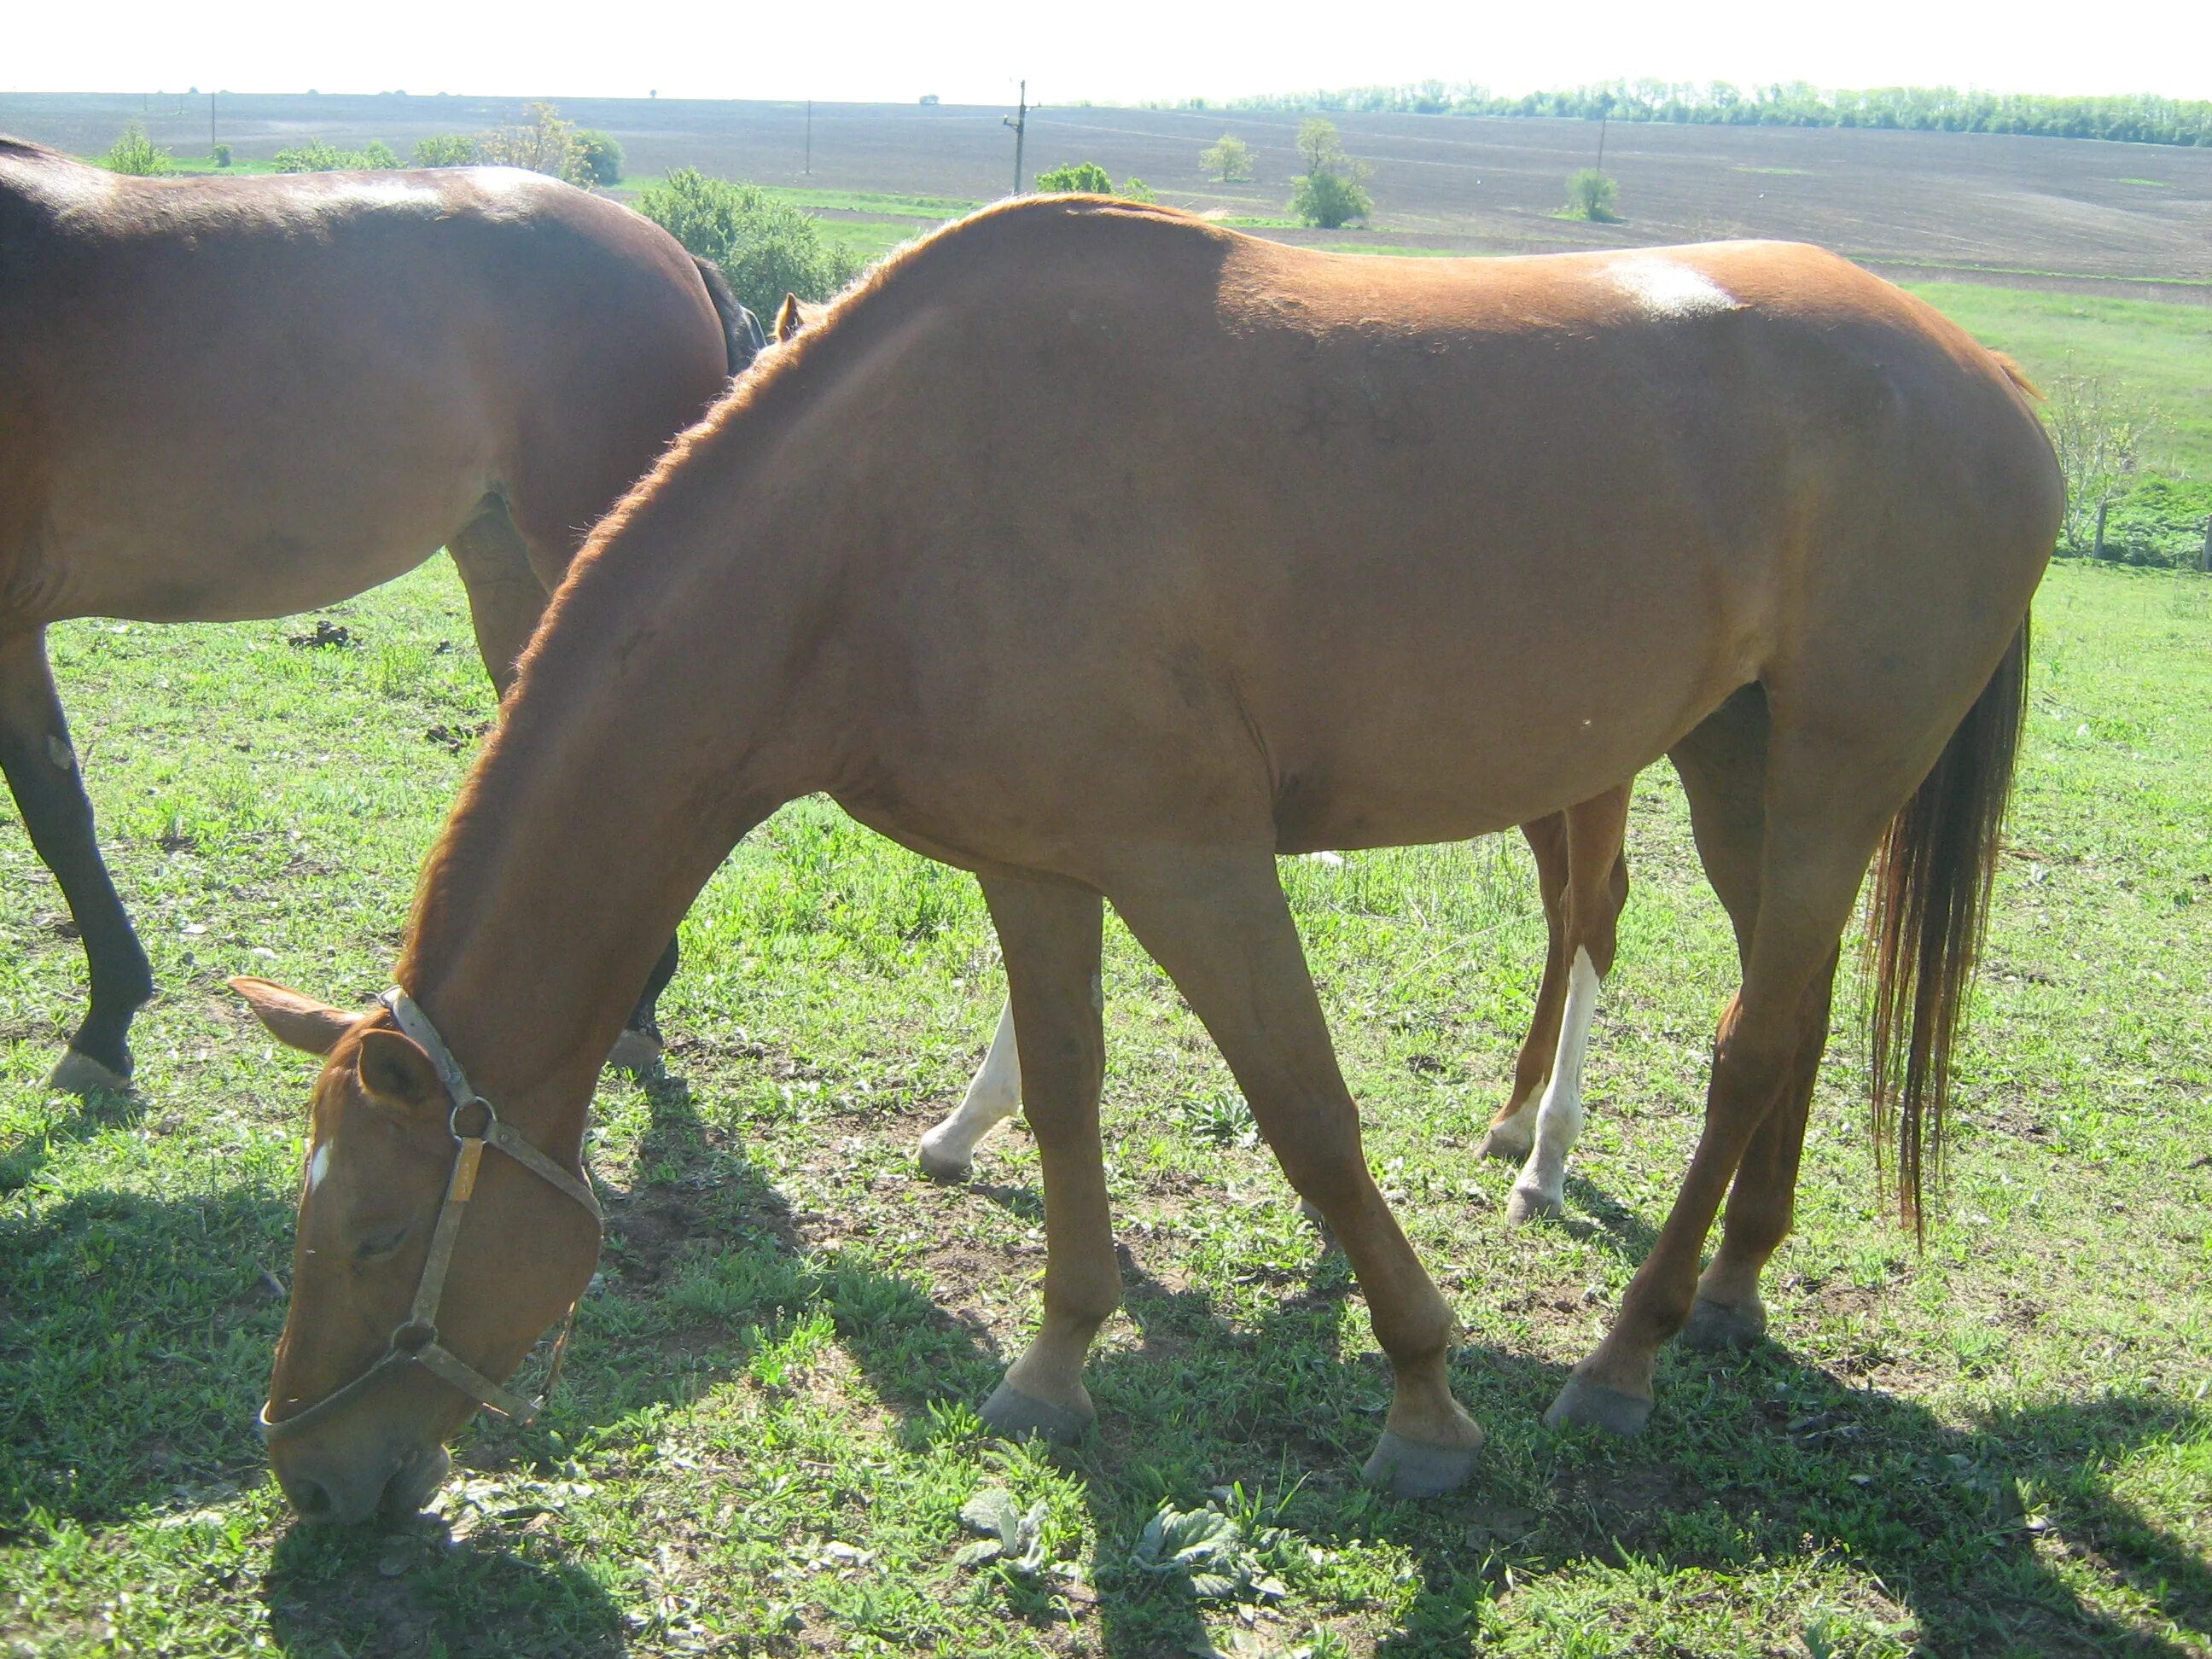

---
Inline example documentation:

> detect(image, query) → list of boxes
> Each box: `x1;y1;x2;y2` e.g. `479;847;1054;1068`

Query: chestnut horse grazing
920;785;1636;1231
236;198;2057;1522
0;137;759;1090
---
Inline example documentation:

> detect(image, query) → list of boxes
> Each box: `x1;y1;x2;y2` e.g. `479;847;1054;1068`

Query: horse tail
690;255;767;376
1864;617;2030;1237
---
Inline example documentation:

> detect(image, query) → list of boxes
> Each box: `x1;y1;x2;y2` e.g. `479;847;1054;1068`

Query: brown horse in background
0;137;760;1090
777;298;1642;1218
239;200;2057;1522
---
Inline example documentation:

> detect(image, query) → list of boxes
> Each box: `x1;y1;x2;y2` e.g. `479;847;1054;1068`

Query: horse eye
355;1225;410;1263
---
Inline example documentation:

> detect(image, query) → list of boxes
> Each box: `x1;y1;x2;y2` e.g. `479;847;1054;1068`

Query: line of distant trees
1165;81;2212;148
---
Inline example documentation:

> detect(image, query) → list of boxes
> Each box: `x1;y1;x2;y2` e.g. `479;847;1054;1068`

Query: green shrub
1562;167;1621;221
272;138;399;172
576;130;625;186
101;124;172;176
1034;161;1114;194
474;101;590;184
212;143;232;168
1290;169;1371;229
413;134;476;167
636;168;865;318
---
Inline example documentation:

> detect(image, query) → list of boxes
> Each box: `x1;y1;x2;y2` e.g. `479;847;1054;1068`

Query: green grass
1902;285;2212;477
2;555;2207;1655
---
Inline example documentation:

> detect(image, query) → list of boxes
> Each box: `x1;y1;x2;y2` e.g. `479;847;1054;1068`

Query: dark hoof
1505;1183;1563;1225
1297;1196;1329;1231
916;1135;974;1184
1679;1295;1767;1353
1544;1374;1654;1436
980;1380;1091;1445
1360;1428;1483;1498
49;1049;131;1095
605;1028;663;1074
1476;1123;1533;1163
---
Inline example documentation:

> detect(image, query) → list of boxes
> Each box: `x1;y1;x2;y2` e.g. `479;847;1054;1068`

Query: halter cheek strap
258;989;602;1446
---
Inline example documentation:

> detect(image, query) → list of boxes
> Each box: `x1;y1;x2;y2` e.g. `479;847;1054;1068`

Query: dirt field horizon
7;90;2209;296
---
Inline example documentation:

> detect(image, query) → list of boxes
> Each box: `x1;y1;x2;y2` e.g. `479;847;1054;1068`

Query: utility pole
805;98;812;175
209;91;217;157
1004;80;1030;195
1594;91;1614;173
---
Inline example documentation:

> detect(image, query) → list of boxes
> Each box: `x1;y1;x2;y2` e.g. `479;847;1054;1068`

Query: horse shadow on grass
10;1064;2203;1657
891;1149;2209;1657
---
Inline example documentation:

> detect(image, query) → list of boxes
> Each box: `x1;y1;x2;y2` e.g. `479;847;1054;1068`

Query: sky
9;0;2209;106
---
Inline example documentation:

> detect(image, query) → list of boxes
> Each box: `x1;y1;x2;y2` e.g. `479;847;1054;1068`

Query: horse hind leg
1506;783;1632;1223
1549;694;1891;1435
0;629;153;1090
1476;811;1570;1163
918;998;1022;1181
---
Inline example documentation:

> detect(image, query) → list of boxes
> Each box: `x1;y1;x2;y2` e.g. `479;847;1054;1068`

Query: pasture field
4;90;2209;291
2;546;2210;1657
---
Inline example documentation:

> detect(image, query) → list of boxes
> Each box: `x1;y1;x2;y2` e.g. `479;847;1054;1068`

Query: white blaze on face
306;1139;332;1195
1609;259;1740;320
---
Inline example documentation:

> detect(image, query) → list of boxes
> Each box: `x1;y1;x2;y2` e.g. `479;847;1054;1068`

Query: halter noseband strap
258;989;602;1446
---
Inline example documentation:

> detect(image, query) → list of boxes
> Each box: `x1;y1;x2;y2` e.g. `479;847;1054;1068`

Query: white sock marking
921;998;1022;1171
1516;946;1600;1209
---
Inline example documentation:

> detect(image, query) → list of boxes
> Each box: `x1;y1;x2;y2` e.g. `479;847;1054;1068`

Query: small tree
1034;160;1114;194
413;134;476;167
2044;371;2162;555
1200;132;1254;183
636;168;864;319
102;123;172;176
1287;119;1372;228
359;140;400;170
1562;168;1621;222
576;130;625;186
1120;177;1156;203
212;143;232;168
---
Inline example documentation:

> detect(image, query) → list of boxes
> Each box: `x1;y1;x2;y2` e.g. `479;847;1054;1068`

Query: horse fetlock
915;1126;977;1183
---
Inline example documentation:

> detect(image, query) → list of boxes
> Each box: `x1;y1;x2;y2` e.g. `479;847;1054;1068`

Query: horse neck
393;453;837;1146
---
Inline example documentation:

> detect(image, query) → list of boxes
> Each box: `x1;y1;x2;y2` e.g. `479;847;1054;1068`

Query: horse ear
354;1030;446;1115
230;976;353;1056
773;293;806;343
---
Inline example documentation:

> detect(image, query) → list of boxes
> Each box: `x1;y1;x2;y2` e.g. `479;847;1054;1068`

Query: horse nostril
290;1477;333;1520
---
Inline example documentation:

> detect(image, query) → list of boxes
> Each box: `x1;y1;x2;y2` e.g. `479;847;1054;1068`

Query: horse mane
537;195;1207;626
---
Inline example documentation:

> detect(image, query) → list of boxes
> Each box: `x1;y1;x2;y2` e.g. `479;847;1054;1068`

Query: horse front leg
0;628;152;1090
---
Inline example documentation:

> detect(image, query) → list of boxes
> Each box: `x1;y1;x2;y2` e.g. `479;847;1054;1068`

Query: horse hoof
49;1049;131;1096
1505;1185;1563;1225
1476;1125;1533;1163
1298;1196;1329;1231
916;1136;974;1184
1360;1427;1484;1498
1543;1374;1654;1436
980;1380;1091;1445
605;1028;663;1074
1679;1296;1767;1353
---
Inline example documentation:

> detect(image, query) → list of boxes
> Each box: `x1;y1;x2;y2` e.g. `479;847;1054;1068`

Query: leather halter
258;989;602;1446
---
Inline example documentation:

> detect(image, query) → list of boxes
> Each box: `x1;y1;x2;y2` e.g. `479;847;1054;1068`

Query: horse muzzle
274;1440;451;1526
